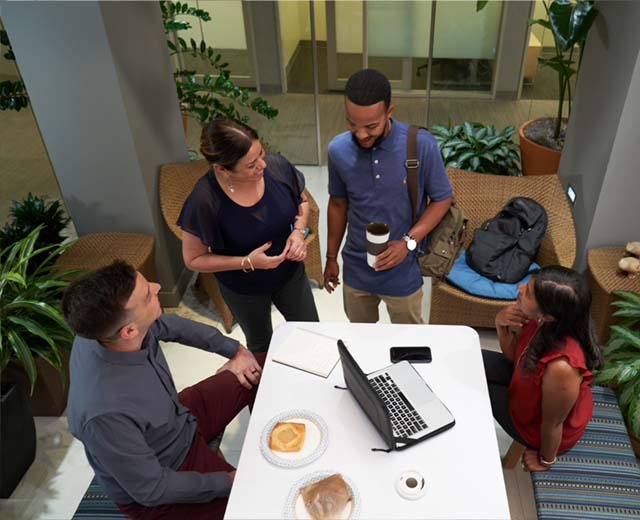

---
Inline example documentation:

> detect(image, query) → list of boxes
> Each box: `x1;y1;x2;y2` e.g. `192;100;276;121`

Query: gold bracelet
293;226;306;235
240;255;255;273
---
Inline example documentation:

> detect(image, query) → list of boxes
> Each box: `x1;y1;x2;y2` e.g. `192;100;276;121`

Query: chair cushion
445;249;539;300
73;477;126;519
531;386;640;519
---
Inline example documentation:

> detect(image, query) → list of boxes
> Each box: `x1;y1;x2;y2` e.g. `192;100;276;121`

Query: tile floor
0;166;537;519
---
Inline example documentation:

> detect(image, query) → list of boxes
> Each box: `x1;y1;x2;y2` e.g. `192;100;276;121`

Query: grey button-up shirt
67;314;239;506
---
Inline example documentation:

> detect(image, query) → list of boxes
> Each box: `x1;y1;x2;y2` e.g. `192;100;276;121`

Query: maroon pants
117;353;266;520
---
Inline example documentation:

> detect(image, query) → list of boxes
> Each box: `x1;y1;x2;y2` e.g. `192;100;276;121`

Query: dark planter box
4;350;70;416
0;382;36;498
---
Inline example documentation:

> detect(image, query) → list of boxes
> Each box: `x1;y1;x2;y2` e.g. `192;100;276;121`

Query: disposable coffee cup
366;222;390;268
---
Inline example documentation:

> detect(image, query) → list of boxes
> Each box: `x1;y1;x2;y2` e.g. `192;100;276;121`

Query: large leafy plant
0;227;80;392
0;193;70;271
0;28;29;111
160;1;278;126
529;0;598;141
594;290;640;437
430;120;521;176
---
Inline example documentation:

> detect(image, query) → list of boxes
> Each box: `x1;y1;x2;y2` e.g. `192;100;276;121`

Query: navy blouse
177;153;306;295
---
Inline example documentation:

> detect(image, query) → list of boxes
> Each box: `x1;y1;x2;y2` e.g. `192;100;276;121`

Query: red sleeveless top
508;320;593;453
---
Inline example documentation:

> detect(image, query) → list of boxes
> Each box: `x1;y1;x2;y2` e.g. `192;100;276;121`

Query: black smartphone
390;346;432;363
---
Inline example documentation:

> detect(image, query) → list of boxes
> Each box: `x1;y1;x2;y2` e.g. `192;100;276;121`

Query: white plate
284;470;360;520
260;410;329;468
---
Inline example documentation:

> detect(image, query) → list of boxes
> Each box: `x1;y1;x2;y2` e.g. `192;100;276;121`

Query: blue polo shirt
328;120;452;296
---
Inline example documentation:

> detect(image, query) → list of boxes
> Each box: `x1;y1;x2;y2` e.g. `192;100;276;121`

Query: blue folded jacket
445;249;540;300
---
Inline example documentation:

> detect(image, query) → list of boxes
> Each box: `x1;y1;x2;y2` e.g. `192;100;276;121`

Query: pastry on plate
269;421;306;452
301;474;352;520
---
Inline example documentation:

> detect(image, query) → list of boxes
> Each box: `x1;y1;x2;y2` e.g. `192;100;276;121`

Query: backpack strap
405;125;421;226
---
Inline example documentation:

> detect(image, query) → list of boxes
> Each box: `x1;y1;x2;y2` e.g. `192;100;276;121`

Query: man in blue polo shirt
324;69;452;323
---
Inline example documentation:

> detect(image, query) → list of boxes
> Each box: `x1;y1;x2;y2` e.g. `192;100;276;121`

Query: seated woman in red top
482;266;602;472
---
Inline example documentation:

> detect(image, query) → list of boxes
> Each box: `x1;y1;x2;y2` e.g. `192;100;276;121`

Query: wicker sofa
429;168;576;328
158;159;323;333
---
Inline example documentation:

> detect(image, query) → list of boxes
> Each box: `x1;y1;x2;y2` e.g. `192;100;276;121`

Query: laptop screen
337;340;394;449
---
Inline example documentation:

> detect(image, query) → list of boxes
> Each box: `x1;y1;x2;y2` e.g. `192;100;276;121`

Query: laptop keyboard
370;373;428;438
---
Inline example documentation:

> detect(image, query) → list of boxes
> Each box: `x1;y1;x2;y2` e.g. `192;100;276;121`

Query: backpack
466;197;547;283
406;126;467;280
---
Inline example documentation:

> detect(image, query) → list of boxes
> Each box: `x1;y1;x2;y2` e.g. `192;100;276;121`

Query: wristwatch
402;234;417;251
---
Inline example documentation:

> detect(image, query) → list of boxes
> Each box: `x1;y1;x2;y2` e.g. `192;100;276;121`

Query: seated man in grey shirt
63;260;265;520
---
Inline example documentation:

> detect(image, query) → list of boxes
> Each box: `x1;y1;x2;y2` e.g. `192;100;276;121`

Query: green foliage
160;0;278;126
0;194;70;271
594;290;640;436
0;227;82;392
529;1;598;140
0;29;30;112
430;120;521;176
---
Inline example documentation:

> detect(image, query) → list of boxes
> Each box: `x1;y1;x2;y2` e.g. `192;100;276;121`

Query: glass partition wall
170;0;548;166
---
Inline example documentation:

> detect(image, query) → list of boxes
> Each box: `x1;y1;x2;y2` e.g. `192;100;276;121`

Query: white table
225;323;510;519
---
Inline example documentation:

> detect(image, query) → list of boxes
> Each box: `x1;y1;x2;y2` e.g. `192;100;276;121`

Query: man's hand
216;345;262;389
323;258;340;293
374;240;408;271
521;448;549;472
495;304;528;329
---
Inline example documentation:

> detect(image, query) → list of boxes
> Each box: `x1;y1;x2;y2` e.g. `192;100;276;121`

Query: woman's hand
285;230;307;262
495;304;528;330
521;448;550;472
247;241;288;270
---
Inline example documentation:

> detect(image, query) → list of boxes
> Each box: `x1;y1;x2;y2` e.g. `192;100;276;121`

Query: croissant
626;241;640;258
301;474;352;520
269;421;305;452
619;256;640;278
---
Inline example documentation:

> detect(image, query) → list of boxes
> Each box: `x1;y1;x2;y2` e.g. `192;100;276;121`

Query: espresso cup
366;222;390;268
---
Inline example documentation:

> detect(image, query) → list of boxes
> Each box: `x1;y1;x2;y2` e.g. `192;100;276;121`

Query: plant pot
4;349;70;416
518;120;562;176
0;382;36;498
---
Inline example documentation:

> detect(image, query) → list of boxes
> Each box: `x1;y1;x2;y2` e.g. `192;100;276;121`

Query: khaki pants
343;283;424;324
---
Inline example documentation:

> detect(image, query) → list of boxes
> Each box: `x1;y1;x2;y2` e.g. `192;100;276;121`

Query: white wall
2;1;189;304
557;0;640;270
179;0;247;50
279;0;306;67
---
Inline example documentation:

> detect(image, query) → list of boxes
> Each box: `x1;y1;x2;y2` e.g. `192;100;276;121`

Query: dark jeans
219;262;319;353
117;353;266;520
481;349;526;446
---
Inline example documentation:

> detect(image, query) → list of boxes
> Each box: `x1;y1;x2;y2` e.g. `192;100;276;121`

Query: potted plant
0;193;70;272
0;227;81;416
520;0;598;175
430;120;521;176
0;28;29;112
160;1;278;132
593;290;640;457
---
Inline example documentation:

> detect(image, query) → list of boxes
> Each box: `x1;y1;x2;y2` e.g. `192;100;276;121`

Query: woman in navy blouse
178;118;319;352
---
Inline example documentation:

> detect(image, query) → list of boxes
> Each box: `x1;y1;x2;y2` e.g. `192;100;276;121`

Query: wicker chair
159;159;323;333
55;232;157;282
429;168;576;328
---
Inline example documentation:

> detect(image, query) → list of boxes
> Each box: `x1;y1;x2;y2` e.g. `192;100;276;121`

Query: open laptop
337;340;455;451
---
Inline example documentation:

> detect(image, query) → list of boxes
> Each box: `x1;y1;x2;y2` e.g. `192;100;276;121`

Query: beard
350;119;391;149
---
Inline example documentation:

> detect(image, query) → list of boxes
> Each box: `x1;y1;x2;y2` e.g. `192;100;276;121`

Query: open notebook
272;328;340;378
